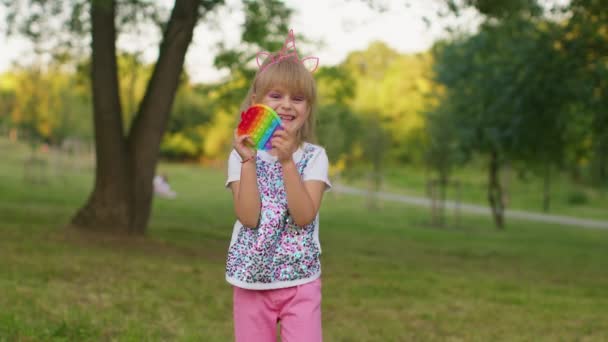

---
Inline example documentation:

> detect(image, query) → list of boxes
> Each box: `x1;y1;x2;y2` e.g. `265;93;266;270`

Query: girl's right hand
233;129;256;160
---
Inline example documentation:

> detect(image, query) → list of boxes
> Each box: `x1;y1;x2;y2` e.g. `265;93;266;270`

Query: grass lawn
1;137;608;341
340;163;608;221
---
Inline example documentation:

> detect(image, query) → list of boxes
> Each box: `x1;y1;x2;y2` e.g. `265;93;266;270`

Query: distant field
1;137;607;341
340;162;608;221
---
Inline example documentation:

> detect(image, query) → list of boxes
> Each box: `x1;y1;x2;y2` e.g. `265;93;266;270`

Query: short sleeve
302;147;332;191
225;149;242;188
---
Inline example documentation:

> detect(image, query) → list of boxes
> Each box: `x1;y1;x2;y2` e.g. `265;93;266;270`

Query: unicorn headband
255;29;319;74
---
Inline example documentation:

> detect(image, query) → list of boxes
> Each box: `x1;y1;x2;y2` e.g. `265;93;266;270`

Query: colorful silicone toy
237;104;282;150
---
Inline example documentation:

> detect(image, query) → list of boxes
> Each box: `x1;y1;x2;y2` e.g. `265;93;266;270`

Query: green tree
3;0;302;234
361;112;389;210
424;100;465;226
562;0;608;185
342;42;433;164
444;0;608;189
160;82;214;160
7;68;47;144
431;17;573;227
0;75;15;130
315;65;358;166
2;0;224;234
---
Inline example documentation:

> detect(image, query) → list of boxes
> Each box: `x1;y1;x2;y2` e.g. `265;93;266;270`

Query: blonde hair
240;55;317;144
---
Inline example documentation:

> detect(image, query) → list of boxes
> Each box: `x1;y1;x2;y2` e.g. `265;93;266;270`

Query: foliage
4;65;92;144
214;0;293;73
445;0;543;19
424;102;465;182
566;189;589;205
424;0;608;227
160;82;214;160
563;0;608;184
441;0;608;188
316;102;361;168
160;131;199;160
2;0;606;198
316;66;355;106
0;0;180;80
116;53;153;130
0;76;16;129
342;42;434;163
432;18;573;165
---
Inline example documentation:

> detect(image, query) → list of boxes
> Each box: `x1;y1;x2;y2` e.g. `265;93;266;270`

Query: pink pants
233;278;322;342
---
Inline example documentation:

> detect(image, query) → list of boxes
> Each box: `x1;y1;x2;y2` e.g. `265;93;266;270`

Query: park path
333;184;608;230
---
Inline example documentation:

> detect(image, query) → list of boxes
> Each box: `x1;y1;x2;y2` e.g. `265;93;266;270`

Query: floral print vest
226;144;321;286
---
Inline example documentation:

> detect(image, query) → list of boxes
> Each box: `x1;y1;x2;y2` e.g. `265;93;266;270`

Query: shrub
566;190;589;205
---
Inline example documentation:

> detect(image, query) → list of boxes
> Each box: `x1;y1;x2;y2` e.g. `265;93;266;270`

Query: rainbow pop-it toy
237;104;282;150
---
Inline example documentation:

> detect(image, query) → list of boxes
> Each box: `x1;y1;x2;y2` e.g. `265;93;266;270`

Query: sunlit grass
1;137;608;341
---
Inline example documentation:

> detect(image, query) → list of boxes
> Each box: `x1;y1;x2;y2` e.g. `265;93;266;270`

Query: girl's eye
293;96;305;102
269;93;281;99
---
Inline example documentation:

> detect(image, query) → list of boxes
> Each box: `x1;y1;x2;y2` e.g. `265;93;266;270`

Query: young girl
225;31;330;342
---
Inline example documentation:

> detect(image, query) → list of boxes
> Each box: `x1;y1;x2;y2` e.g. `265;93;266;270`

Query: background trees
424;0;607;227
1;0;606;231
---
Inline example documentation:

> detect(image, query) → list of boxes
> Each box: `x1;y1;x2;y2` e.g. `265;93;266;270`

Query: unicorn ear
301;56;319;73
282;29;297;54
256;51;272;68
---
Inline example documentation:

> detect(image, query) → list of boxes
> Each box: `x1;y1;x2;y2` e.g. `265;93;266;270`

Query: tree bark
592;130;608;186
543;163;551;212
487;150;505;229
438;172;448;227
72;0;131;232
127;0;200;233
427;179;438;226
71;0;201;234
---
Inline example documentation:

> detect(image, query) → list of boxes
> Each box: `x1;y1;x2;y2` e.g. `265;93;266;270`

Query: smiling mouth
279;114;295;121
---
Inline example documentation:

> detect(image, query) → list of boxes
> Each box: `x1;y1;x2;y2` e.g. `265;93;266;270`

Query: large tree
429;1;582;228
73;0;207;233
3;0;220;234
2;0;297;234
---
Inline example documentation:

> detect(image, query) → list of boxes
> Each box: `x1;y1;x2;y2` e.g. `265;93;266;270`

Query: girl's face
255;87;310;132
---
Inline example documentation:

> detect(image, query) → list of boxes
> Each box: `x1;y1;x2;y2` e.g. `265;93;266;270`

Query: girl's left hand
271;127;297;164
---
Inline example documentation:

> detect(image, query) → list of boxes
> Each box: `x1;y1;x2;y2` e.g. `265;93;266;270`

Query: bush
160;132;200;160
566;190;589;205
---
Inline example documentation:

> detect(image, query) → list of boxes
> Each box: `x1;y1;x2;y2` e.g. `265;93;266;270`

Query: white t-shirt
225;142;332;190
224;142;331;290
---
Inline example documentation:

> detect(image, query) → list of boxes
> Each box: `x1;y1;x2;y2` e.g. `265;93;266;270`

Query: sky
0;0;481;84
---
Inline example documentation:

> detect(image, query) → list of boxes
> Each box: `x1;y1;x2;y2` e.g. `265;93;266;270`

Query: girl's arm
230;160;261;228
230;131;261;227
281;160;326;226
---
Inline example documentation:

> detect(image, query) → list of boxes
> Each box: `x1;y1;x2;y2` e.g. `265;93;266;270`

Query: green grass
1;137;608;341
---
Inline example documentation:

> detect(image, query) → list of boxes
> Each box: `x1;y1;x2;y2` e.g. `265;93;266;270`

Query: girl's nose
279;98;292;109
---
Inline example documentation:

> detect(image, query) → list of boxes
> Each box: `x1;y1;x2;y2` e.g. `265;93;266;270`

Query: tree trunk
427;179;439;226
453;180;461;228
487;150;505;229
366;165;382;210
126;0;200;233
591;109;607;186
501;161;510;207
71;0;200;234
438;172;448;227
543;163;551;212
72;0;131;232
592;131;607;186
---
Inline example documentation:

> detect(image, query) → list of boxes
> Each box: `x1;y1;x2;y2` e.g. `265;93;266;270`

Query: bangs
254;58;316;103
